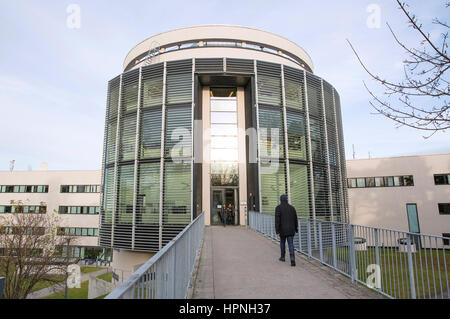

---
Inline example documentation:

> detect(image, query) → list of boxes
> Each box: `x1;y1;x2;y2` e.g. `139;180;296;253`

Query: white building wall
0;170;101;249
347;154;450;238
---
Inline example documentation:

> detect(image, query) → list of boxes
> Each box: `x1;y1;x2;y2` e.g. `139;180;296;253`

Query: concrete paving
192;226;378;299
26;268;108;299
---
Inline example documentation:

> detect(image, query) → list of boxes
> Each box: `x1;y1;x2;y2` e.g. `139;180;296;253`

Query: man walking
275;194;298;267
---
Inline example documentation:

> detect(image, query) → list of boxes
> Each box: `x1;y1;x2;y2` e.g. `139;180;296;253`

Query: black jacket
275;202;298;236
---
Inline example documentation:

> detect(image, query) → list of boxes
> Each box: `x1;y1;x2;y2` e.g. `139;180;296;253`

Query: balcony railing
105;212;204;299
249;211;449;299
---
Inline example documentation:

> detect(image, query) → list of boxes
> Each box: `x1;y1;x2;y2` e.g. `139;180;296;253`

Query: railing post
406;235;417;299
307;220;312;259
331;223;337;269
298;219;302;253
318;220;323;263
374;228;380;272
348;224;357;283
123;284;135;299
171;244;177;298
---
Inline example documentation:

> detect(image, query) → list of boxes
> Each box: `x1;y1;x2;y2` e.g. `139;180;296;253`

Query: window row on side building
347;173;450;188
0;170;109;262
0;184;100;193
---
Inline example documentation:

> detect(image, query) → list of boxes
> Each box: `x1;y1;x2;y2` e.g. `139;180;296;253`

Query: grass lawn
324;247;450;299
29;275;66;293
42;269;112;299
96;272;112;283
43;280;89;299
0;271;65;295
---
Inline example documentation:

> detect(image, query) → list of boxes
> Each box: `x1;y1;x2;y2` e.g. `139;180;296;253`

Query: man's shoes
291;261;296;267
279;258;285;262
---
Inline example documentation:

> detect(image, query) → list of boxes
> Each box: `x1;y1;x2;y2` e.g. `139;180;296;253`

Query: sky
0;0;448;171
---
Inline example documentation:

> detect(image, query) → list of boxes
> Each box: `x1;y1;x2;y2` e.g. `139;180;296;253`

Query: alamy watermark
366;264;381;289
366;4;381;29
67;264;81;288
66;4;81;29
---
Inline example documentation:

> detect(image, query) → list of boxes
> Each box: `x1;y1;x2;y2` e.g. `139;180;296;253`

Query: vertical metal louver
286;110;307;161
99;167;114;247
119;114;137;161
306;73;323;118
225;58;254;74
323;81;338;167
108;77;120;120
135;162;160;251
260;161;286;214
113;164;134;249
258;106;285;159
289;163;310;218
105;77;120;164
121;69;139;113
162;161;191;246
164;106;192;158
142;63;163;108
140;108;162;159
195;58;223;72
257;61;282;106
313;165;330;220
333;90;349;222
106;121;117;164
306;74;327;165
166;59;192;105
284;66;305;111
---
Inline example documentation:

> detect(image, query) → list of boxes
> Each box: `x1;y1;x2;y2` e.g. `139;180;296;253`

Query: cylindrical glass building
100;25;348;274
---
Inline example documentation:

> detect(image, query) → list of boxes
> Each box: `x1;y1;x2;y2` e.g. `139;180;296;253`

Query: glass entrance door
211;190;224;225
211;188;237;225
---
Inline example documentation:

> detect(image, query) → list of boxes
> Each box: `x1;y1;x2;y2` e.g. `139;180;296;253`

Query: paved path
26;268;108;299
192;226;377;299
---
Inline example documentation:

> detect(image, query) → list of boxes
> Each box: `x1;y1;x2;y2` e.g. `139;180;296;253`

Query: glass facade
210;93;239;187
100;56;348;253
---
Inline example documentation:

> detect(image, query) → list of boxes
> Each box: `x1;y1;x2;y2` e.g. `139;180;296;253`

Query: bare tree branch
348;1;449;136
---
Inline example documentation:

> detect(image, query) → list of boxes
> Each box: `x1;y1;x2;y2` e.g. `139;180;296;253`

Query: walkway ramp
192;226;377;299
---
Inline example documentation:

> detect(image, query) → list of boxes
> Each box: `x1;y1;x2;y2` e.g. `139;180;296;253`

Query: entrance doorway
211;188;239;225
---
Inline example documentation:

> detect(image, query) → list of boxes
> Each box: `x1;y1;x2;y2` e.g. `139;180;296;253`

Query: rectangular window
374;177;384;187
434;174;450;185
365;177;375;188
385;176;394;187
443;234;450;246
393;176;403;187
347;178;357;188
404;175;414;186
356;178;366;188
60;185;100;193
0;185;48;193
438;203;450;215
406;204;420;233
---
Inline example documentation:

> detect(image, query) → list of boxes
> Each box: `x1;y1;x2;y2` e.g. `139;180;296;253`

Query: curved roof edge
123;25;314;72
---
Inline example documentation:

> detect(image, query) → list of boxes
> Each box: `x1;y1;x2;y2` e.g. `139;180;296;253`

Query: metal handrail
106;212;204;299
249;211;450;299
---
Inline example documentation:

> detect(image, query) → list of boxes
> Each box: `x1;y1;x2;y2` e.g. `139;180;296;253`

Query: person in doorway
221;205;227;227
275;194;298;267
227;203;234;225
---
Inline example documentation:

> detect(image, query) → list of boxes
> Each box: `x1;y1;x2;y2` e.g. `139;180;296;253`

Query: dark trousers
280;235;295;261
